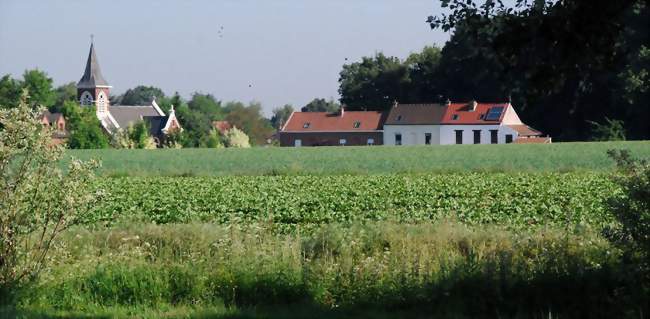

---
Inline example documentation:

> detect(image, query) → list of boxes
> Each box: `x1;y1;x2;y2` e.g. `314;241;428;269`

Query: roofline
280;111;295;132
280;130;383;133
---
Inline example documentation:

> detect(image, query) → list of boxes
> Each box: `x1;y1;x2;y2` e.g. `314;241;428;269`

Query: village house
40;110;68;145
76;42;182;145
383;101;550;145
279;107;386;146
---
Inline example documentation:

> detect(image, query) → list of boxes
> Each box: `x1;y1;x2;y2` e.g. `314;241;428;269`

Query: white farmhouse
383;101;550;145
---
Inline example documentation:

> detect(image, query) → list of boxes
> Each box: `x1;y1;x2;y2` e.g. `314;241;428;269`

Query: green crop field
9;141;649;318
63;141;650;176
85;173;616;230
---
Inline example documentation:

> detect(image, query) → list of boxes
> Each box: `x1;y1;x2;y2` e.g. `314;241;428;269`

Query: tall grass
62;141;650;176
15;222;645;318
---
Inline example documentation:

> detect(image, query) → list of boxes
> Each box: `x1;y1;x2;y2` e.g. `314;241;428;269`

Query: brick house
279;108;386;147
40;110;68;145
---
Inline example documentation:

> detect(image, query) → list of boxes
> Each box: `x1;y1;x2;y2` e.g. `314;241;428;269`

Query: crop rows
84;173;618;230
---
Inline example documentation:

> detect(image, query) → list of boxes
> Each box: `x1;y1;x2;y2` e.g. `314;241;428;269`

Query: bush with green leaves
0;92;99;303
605;150;649;265
224;126;250;148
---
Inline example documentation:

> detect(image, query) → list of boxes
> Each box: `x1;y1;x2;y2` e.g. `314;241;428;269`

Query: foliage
425;0;649;141
20;70;56;108
223;101;274;145
15;222;642;318
223;127;250;148
52;82;77;111
270;104;294;129
0;92;99;302
63;141;650;176
301;98;340;112
62;101;109;149
589;118;627;141
204;129;224;149
79;173;616;229
114;86;165;106
605;150;650;267
0;75;21;109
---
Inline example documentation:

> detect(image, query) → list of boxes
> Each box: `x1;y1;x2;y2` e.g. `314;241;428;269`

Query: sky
0;0;450;115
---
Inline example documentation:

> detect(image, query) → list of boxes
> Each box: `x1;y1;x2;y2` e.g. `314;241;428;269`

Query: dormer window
479;114;485;120
396;115;402;121
303;122;311;129
452;114;459;120
353;121;361;128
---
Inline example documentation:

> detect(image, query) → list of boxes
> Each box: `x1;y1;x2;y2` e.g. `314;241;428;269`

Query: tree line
337;0;648;141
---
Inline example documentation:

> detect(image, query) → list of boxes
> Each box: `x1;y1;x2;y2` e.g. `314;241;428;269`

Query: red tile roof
513;137;552;144
440;102;509;125
282;111;385;132
507;124;541;137
212;121;232;134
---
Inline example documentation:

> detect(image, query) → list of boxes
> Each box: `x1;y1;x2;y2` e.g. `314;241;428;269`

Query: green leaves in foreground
85;173;617;230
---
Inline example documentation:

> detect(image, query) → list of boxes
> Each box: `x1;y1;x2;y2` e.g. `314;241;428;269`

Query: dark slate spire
77;42;109;88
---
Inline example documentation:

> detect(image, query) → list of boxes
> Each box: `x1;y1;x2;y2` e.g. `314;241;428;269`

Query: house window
353;121;361;128
455;130;463;144
294;139;302;147
97;92;107;113
396;115;402;121
505;134;513;144
490;130;498;144
395;133;402;145
367;138;375;145
425;133;432;145
303;123;311;129
473;130;481;144
452;114;459;120
339;139;347;145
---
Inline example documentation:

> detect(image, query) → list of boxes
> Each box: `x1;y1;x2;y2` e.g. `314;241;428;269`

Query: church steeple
77;39;111;114
78;41;109;88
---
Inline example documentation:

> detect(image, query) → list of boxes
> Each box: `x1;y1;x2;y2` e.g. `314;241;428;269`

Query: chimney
340;105;345;117
446;98;451;106
393;100;399;108
469;100;477;111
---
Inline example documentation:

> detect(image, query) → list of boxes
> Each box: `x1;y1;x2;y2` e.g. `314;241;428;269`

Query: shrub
224;127;251;148
0;91;99;303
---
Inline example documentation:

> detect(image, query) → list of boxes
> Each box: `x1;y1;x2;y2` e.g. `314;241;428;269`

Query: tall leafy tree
224;101;274;145
271;104;294;129
301;98;340;112
21;69;56;108
0;75;21;109
117;85;166;105
339;53;410;111
61;100;109;149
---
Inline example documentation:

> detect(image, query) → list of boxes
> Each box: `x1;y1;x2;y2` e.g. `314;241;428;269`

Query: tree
339;53;410;111
270;104;294;129
223;127;251;148
117;86;166;106
224;101;274;145
301;98;340;112
21;69;56;108
53;82;78;111
175;93;223;147
427;0;649;140
589;118;627;141
0;75;21;108
62;101;110;149
0;92;99;301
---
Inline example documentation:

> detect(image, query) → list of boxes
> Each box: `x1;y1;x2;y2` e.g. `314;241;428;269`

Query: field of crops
64;141;650;176
86;172;618;230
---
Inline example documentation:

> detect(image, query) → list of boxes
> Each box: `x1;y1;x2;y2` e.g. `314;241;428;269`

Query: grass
11;222;646;318
63;141;650;176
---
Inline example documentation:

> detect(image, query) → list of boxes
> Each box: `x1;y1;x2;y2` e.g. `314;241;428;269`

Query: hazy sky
0;0;450;115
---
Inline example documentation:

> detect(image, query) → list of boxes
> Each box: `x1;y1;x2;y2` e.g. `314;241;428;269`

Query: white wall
384;124;519;145
440;125;519;145
383;125;440;145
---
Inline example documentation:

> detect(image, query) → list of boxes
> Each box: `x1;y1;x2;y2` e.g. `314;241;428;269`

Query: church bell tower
77;39;111;115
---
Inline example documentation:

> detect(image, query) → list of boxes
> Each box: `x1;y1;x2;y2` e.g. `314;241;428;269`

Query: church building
76;42;182;145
